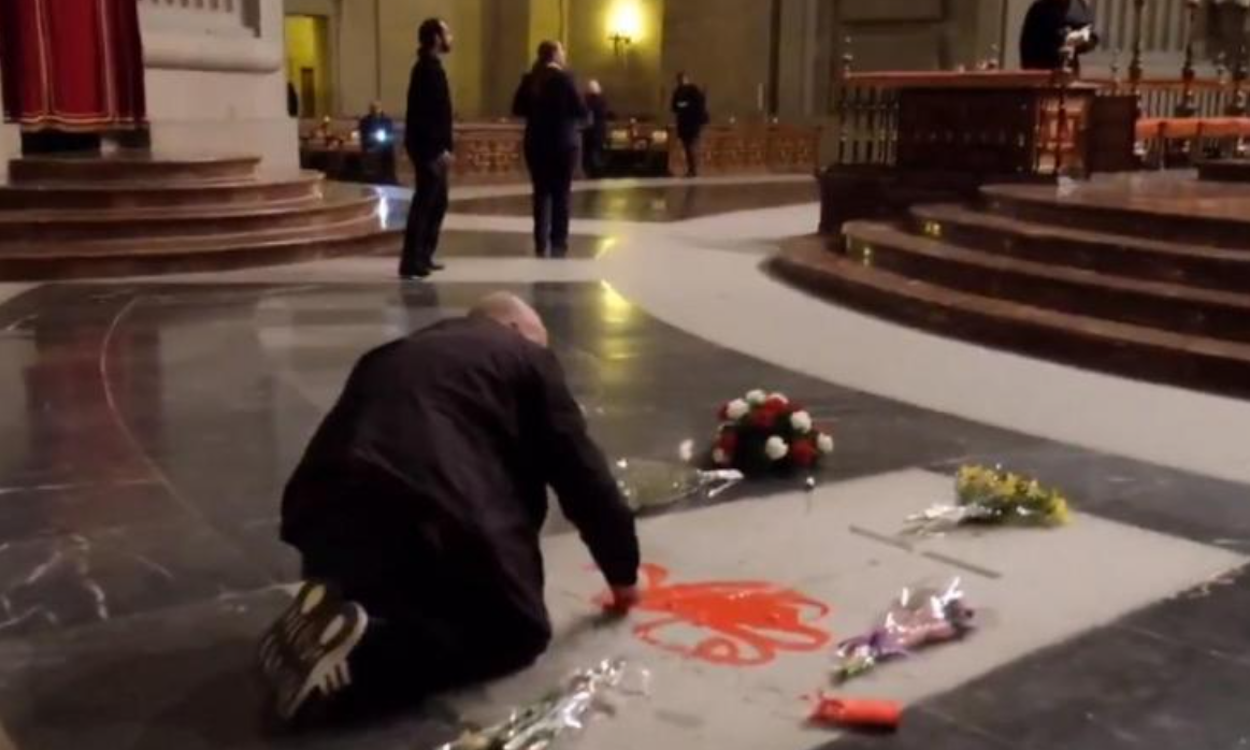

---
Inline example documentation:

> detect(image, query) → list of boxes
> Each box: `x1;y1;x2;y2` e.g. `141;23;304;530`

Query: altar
822;70;1137;232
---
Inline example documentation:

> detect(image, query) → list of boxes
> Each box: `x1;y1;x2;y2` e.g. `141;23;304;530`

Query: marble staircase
0;151;400;279
775;173;1250;397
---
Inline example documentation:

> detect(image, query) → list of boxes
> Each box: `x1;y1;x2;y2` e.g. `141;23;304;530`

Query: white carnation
679;439;695;462
817;433;835;454
745;390;767;405
725;399;750;420
764;436;789;461
790;410;813;433
712;448;730;466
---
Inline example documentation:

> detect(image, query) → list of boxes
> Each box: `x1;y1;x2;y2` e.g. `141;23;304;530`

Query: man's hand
605;585;640;616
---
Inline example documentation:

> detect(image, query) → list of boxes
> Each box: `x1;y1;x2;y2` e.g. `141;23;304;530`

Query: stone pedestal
140;0;297;169
0;67;17;182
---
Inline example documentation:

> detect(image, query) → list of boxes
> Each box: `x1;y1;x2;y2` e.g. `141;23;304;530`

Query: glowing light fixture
607;1;643;57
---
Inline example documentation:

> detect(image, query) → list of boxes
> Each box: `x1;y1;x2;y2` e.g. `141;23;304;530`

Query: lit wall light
607;0;643;57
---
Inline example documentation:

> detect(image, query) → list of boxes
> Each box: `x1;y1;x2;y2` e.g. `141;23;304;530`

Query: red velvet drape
0;0;146;131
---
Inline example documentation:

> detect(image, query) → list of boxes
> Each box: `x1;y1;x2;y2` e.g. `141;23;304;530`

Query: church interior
3;0;1250;748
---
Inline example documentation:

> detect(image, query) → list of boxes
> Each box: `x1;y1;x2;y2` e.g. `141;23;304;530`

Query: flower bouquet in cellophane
906;464;1071;534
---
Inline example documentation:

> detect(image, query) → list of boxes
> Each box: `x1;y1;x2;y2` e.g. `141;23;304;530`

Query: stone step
772;235;1250;398
0;172;324;211
7;152;260;185
910;203;1250;293
0;223;401;280
982;182;1250;249
843;220;1250;344
1198;159;1250;183
0;213;381;257
0;188;379;244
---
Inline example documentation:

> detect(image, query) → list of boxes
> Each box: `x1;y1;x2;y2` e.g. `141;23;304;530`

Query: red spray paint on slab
597;563;832;666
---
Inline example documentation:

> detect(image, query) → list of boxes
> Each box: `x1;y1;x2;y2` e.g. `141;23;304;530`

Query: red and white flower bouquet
710;390;835;477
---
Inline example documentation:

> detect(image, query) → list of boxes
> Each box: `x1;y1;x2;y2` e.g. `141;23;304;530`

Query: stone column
140;0;298;169
0;62;18;181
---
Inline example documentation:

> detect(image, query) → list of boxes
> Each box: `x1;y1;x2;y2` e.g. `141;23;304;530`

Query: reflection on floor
448;181;818;223
0;280;1247;749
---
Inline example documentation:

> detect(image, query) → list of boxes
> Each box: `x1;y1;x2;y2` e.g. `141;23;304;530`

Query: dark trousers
302;545;548;710
526;146;576;257
679;134;701;177
582;133;605;179
401;158;449;273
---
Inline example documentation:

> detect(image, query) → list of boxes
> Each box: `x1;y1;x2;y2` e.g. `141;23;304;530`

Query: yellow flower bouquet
907;464;1071;533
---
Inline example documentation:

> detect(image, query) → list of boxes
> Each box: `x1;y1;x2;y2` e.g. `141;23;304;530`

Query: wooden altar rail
300;118;819;183
832;73;1246;175
1087;78;1236;119
668;123;822;177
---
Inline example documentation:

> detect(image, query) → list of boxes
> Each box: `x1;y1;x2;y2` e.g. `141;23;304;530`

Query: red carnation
751;407;777;429
791;438;818;468
764;395;788;411
718;429;738;454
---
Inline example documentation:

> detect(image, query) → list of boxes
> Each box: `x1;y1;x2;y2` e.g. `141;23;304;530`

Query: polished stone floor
1;180;1250;749
449;181;818;222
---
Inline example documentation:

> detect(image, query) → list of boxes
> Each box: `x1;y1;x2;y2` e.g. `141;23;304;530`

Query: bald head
470;292;549;347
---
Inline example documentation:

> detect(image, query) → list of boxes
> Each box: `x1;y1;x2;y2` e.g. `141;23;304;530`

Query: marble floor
1;177;1249;749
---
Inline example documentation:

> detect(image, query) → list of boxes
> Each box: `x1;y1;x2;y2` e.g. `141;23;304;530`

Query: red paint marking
597;563;831;667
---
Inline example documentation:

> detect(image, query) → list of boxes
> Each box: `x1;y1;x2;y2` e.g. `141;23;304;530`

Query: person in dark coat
582;79;610;179
671;72;709;178
359;101;398;184
259;292;641;721
1020;0;1098;73
512;41;589;258
401;18;455;280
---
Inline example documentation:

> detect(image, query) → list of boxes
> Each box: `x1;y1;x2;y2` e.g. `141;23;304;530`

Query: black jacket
405;50;454;163
1020;0;1098;71
671;84;709;138
281;317;639;639
584;93;610;144
512;66;589;154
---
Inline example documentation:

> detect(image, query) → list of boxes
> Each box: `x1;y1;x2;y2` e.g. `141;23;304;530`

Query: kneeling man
259;293;640;720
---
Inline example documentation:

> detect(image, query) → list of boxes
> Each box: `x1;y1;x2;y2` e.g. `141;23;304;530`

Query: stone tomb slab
438;470;1244;750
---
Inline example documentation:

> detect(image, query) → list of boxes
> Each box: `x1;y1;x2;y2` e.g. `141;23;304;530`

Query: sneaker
257;582;370;721
398;267;431;280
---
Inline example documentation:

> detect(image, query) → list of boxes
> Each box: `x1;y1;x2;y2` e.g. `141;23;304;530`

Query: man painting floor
258;293;641;721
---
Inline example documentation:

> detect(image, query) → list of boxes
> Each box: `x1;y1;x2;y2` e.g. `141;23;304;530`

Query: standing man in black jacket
1019;0;1098;74
401;18;455;280
512;41;589;258
259;292;641;721
671;72;709;178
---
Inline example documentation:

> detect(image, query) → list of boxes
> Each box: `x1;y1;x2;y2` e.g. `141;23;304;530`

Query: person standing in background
671;72;709;178
401;18;455;280
512;41;588;259
582;80;610;179
359;102;398;185
1019;0;1098;74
